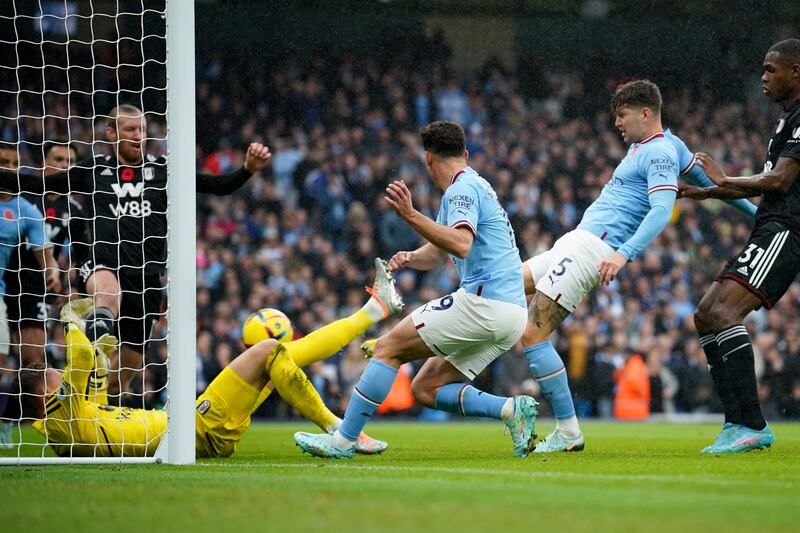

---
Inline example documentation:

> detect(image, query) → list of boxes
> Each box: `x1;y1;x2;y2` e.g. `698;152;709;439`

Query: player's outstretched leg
695;281;773;453
263;342;350;435
697;330;741;453
294;356;398;459
520;293;583;452
526;342;585;453
694;283;744;452
363;340;539;457
276;258;402;455
295;312;429;459
413;359;538;458
285;258;404;368
433;384;539;457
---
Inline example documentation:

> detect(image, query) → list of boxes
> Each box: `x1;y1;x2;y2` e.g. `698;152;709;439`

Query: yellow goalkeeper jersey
32;328;168;457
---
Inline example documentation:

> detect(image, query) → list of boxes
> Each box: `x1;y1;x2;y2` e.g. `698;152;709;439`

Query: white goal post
0;0;195;465
165;0;197;466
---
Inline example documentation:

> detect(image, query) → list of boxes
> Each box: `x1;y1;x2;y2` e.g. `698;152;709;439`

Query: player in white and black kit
0;105;272;402
680;39;800;453
4;141;87;369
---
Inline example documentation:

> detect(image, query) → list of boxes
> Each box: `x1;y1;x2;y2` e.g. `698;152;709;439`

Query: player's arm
681;161;758;217
696;152;800;194
22;202;61;293
195;143;271;195
61;324;95;397
387;242;448;272
599;151;679;284
599;189;677;284
0;159;91;194
32;247;61;294
385;179;474;259
66;198;91;266
678;183;754;201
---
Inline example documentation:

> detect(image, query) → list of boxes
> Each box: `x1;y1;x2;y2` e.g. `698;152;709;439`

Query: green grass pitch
2;421;799;532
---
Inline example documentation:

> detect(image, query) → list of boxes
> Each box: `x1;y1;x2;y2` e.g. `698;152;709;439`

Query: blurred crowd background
1;1;799;421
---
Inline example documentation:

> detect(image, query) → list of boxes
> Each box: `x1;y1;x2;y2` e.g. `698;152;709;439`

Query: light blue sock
339;359;398;441
434;383;507;420
523;341;575;420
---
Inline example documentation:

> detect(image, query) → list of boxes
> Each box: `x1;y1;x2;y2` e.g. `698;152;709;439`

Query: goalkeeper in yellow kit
21;259;405;458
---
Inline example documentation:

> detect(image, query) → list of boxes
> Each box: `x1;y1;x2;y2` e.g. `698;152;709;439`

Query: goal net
0;0;195;464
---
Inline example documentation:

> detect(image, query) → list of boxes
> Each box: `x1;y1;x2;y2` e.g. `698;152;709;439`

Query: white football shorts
411;288;527;379
524;228;615;312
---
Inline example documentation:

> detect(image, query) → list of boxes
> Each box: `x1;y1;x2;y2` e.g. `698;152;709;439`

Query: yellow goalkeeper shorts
195;367;261;458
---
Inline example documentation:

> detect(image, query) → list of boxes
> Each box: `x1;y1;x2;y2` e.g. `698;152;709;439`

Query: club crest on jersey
197;399;211;415
56;382;71;401
776;119;785;134
143;167;154;181
793;126;800;139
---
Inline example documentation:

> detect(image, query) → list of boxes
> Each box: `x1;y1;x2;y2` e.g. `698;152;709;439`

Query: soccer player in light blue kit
295;121;537;459
519;80;757;453
0;147;55;447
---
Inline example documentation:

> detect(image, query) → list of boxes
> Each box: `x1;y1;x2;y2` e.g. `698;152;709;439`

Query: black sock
85;307;116;342
715;325;766;430
698;332;742;425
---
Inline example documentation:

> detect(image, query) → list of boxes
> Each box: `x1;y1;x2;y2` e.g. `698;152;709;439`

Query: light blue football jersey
664;129;697;175
0;195;49;293
577;132;679;255
435;167;526;308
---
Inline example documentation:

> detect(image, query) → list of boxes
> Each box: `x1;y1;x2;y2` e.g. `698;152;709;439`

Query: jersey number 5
548;257;574;287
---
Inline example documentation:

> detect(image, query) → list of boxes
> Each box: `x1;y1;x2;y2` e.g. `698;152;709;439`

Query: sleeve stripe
648;185;679;194
45;398;62;416
451;220;477;237
680;155;697;175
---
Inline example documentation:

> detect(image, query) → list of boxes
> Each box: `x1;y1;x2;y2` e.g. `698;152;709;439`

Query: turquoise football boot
533;429;585;453
503;396;538;457
714;424;775;453
700;422;740;453
294;431;355;459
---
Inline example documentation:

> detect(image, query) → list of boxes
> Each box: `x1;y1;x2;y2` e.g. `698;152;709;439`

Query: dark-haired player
4;141;88;369
295;120;537;459
518;80;679;452
681;38;800;453
0;105;272;402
